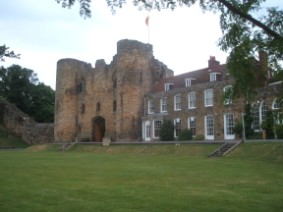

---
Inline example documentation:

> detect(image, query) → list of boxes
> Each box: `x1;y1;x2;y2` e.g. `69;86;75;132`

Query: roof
152;63;227;93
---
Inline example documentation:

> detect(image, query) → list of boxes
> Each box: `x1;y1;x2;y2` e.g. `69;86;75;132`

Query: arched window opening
113;100;117;112
80;104;85;114
96;102;101;112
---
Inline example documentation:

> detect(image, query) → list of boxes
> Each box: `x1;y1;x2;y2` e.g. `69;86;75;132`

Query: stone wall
0;99;54;144
55;39;173;142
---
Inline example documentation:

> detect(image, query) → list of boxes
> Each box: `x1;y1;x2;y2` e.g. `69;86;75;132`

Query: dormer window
185;78;195;87
164;83;174;91
210;72;221;82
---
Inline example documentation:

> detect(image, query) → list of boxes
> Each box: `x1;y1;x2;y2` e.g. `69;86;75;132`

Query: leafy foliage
58;0;283;101
233;121;242;138
261;111;275;139
159;119;174;141
55;0;91;18
0;65;55;123
275;125;283;139
244;104;254;139
0;45;20;62
177;128;192;141
192;134;204;141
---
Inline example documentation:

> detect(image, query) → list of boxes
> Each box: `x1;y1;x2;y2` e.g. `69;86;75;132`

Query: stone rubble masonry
55;39;173;142
0;99;54;144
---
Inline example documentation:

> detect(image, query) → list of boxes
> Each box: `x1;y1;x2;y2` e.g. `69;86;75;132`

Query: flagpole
148;17;150;44
145;15;150;44
148;20;150;44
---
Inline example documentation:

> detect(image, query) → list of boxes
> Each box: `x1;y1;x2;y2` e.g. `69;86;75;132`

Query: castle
55;39;282;142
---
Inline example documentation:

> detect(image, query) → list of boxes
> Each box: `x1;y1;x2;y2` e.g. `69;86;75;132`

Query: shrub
177;129;193;141
193;135;205;141
248;132;262;139
159;120;174;141
261;111;274;139
244;104;254;138
275;125;283;139
234;121;243;138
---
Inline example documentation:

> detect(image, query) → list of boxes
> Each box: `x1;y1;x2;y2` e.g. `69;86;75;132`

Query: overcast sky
0;0;282;89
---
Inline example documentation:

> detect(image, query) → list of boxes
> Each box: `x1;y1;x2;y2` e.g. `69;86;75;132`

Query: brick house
142;54;282;141
55;39;282;142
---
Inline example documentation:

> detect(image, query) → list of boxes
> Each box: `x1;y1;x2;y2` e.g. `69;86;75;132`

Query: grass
0;127;29;148
0;143;283;211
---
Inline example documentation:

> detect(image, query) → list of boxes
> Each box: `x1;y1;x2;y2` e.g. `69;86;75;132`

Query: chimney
208;56;220;69
258;51;270;80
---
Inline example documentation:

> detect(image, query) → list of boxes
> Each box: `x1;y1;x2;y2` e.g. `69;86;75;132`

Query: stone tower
54;39;173;142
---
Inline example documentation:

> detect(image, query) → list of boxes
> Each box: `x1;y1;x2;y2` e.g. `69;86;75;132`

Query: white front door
224;113;235;140
144;121;151;142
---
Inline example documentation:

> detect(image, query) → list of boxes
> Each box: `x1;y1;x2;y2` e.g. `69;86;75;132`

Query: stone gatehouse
55;39;282;142
55;39;173;142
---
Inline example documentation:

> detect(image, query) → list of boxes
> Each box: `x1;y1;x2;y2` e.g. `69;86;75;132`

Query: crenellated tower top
117;39;153;55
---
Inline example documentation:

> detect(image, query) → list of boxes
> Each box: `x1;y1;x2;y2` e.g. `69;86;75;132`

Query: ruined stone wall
0;99;54;144
55;58;96;142
55;39;172;142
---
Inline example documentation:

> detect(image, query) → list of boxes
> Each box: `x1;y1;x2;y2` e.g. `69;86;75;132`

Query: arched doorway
92;116;105;142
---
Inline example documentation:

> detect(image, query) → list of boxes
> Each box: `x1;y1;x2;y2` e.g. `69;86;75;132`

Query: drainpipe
241;113;246;143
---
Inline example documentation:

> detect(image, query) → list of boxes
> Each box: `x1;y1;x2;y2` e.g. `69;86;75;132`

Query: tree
0;45;20;62
29;83;55;123
55;0;92;18
57;0;283;99
0;65;55;123
261;111;275;139
159;119;174;141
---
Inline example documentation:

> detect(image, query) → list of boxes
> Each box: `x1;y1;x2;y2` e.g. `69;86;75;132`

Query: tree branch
217;0;283;40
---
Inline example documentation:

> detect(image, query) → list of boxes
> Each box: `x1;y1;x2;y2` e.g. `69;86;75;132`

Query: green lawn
0;128;29;148
0;143;282;212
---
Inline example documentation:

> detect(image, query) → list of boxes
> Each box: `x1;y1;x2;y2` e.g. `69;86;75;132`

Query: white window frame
252;103;260;131
185;78;191;87
188;117;196;136
251;101;269;131
174;118;182;138
272;98;280;110
164;83;174;91
223;85;233;105
174;94;181;111
160;97;167;113
210;73;217;82
260;101;268;125
185;78;195;87
153;120;162;138
272;99;283;125
148;100;155;114
144;121;151;142
224;113;235;140
188;92;196;109
210;72;220;82
204;89;213;107
205;115;214;140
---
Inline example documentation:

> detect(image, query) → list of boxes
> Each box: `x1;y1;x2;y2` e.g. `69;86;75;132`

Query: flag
145;16;149;26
